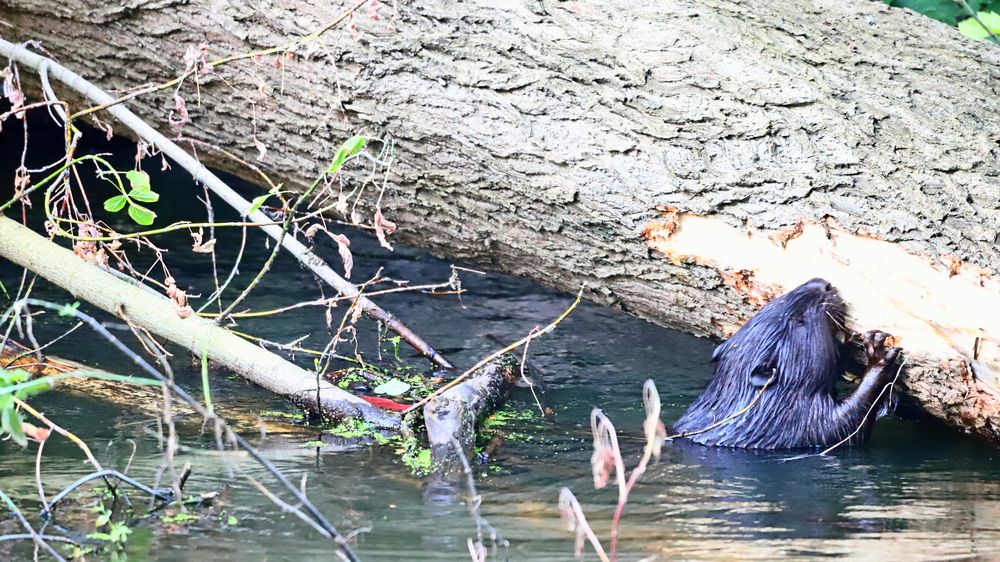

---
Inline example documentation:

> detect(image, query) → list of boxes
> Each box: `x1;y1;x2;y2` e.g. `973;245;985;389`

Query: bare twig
42;469;173;517
21;299;360;561
0;488;68;562
405;288;583;414
0;36;453;370
558;488;610;562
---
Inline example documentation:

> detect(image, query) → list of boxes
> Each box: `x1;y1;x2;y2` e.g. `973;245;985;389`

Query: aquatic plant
560;380;665;562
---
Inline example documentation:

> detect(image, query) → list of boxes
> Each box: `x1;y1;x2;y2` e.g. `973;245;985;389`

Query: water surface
1;116;998;561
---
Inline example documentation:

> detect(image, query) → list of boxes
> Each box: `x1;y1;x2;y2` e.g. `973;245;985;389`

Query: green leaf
1;406;26;447
981;10;1000;27
959;11;1000;39
103;195;128;213
343;135;367;154
58;302;80;317
109;523;131;543
128;188;160;203
125;169;151;192
14;379;52;401
372;378;410;396
0;369;29;386
325;135;367;175
887;0;966;25
247;193;270;215
127;204;156;226
87;532;113;542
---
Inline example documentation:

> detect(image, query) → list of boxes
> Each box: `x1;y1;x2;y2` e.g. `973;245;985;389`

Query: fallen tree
1;0;998;441
0;215;399;428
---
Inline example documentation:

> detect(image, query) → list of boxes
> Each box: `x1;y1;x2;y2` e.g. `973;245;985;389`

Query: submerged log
0;340;321;435
0;216;399;428
424;355;520;475
1;0;999;441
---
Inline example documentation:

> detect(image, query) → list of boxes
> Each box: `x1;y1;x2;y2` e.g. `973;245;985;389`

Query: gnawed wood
643;213;1000;440
2;0;999;443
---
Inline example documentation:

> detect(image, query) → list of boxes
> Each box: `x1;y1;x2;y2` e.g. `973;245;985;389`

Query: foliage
400;446;433;476
885;0;1000;39
0;368;51;447
257;409;305;421
479;406;546;446
159;512;201;524
88;499;132;547
372;378;410;396
959;10;1000;38
101;168;160;226
329;362;436;403
324;418;375;439
325;135;367;175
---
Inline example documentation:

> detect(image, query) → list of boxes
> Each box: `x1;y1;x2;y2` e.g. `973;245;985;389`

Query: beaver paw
863;330;901;370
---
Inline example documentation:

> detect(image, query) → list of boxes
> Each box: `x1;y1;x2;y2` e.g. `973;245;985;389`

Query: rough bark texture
424;355;519;474
2;1;999;441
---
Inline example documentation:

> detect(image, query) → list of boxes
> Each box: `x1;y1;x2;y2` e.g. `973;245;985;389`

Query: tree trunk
2;0;999;442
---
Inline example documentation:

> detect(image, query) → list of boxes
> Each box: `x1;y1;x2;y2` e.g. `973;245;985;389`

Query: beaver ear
712;342;727;362
749;364;777;388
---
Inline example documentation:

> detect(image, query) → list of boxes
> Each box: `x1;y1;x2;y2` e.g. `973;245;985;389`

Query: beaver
673;278;902;449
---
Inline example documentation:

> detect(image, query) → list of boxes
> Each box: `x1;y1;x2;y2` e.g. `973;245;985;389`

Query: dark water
1;114;999;562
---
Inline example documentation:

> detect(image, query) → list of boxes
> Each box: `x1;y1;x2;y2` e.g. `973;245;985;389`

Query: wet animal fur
673;278;901;449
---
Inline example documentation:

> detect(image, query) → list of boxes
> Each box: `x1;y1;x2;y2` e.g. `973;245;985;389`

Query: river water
1;117;999;561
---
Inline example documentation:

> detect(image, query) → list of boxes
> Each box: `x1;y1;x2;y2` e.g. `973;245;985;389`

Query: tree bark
2;0;999;441
425;355;519;475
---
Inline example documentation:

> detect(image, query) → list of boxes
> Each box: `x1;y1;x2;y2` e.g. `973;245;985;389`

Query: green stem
200;343;213;414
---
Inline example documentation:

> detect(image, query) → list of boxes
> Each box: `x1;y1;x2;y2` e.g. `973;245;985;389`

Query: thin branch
20;299;360;561
404;288;583;414
0;35;452;370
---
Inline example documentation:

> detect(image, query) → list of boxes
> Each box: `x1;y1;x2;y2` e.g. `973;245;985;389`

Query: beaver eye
749;365;777;387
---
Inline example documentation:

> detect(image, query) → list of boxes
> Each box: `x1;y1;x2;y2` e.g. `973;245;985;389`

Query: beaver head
673;278;895;449
715;278;846;396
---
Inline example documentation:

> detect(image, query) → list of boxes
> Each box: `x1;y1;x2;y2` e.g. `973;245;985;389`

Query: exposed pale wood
1;0;999;441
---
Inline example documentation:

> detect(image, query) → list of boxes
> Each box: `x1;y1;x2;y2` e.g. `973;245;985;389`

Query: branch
0;37;453;370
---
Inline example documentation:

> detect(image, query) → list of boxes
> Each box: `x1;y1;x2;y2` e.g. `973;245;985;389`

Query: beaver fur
673;278;902;449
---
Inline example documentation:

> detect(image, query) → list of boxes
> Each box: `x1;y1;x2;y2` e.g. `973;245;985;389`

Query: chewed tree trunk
2;1;999;441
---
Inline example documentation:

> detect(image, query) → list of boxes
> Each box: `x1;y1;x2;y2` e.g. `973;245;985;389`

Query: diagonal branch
0;37;453;370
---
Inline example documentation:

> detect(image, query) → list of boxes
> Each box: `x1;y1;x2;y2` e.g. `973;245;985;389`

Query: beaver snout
803;278;835;294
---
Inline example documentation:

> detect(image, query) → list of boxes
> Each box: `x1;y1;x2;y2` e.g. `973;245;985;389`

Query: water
1;114;999;561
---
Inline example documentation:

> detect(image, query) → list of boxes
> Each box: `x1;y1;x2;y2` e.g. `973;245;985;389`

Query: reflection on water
1;117;999;561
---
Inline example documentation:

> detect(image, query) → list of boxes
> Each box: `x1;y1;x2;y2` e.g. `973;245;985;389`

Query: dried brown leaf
190;228;217;253
329;233;353;279
374;207;396;251
2;66;24;114
168;93;189;129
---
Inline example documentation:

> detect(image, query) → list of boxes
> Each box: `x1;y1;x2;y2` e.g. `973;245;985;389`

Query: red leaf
22;422;51;442
360;395;409;411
